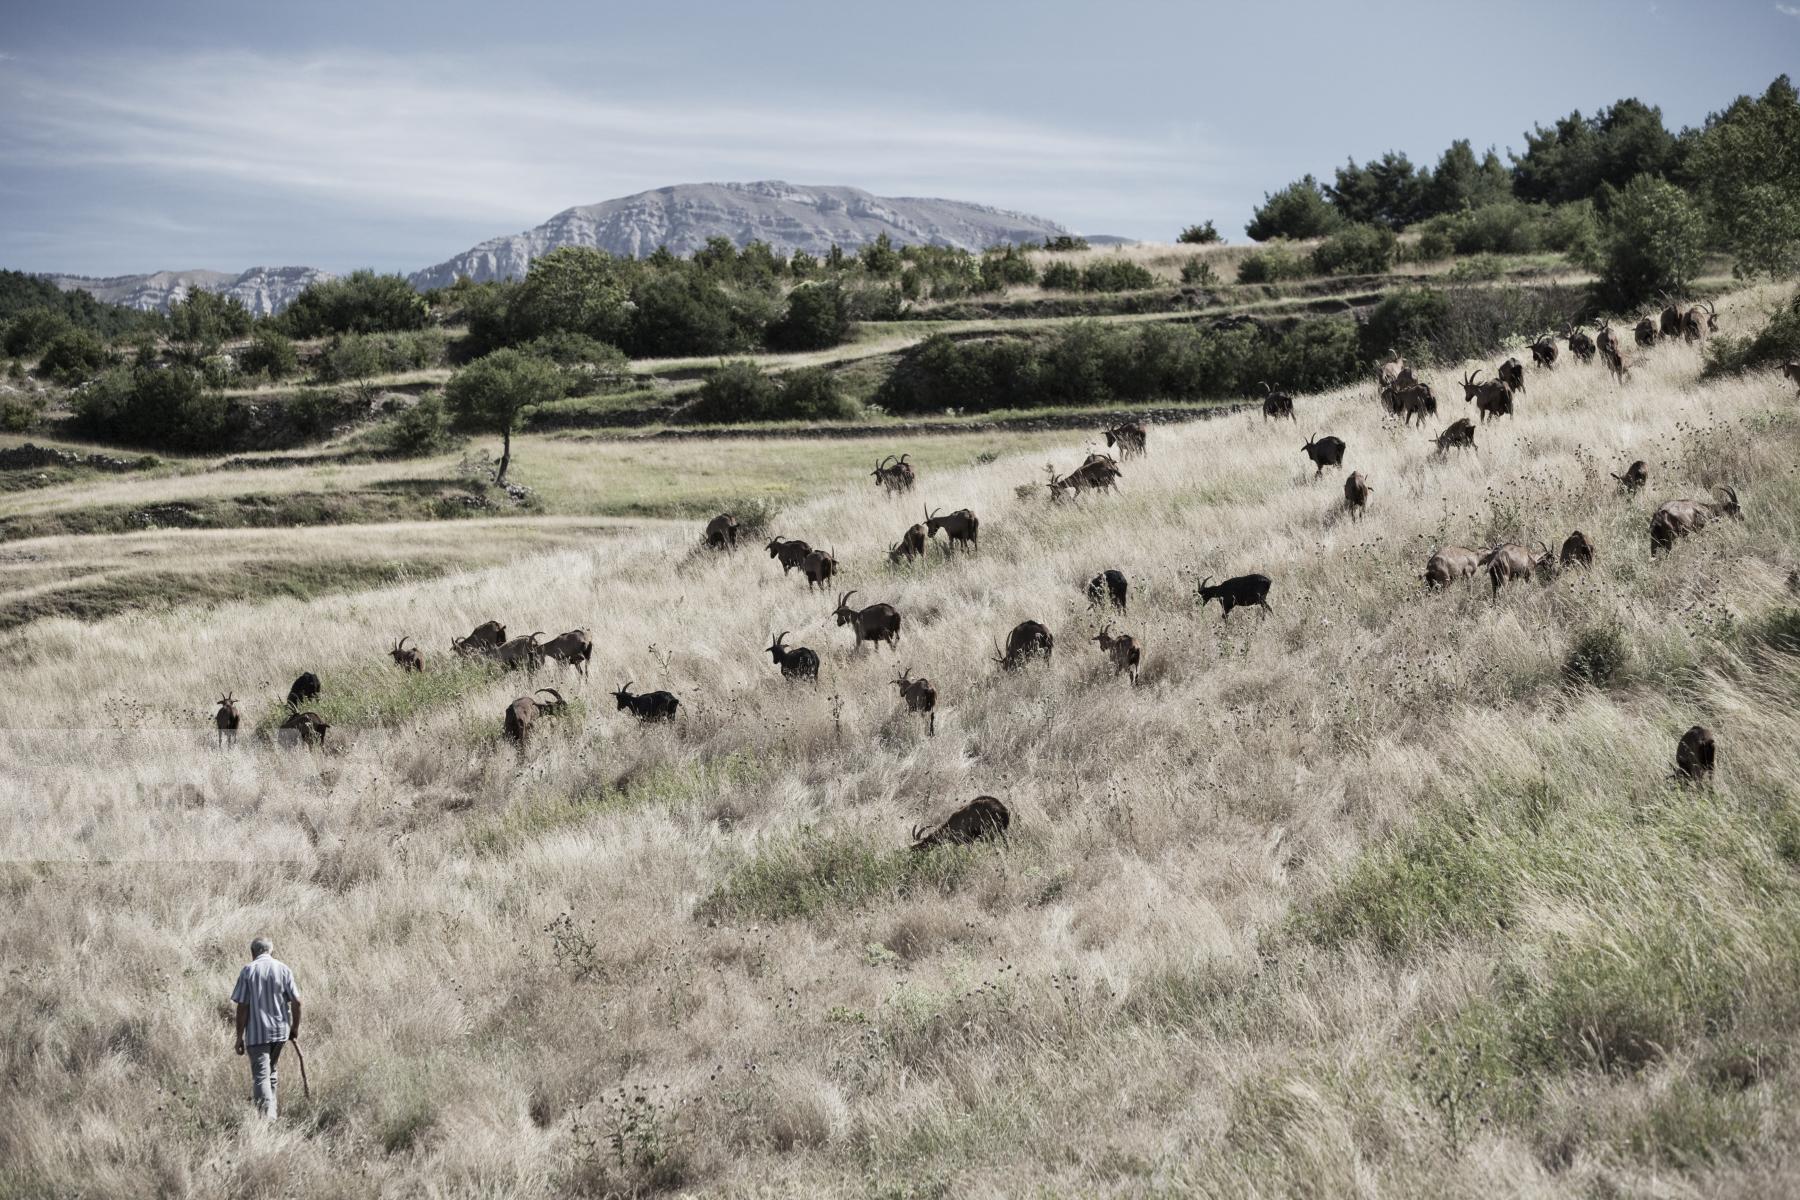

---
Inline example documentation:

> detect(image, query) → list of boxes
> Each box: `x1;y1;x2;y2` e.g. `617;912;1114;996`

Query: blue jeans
247;1041;284;1118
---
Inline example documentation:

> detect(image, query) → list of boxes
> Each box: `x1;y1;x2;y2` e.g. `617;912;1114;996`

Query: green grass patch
696;828;979;923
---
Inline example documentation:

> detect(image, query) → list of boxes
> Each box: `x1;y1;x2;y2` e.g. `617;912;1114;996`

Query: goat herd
208;304;1760;847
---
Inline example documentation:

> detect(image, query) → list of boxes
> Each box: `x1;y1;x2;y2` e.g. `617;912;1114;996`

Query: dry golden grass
4;284;1800;1197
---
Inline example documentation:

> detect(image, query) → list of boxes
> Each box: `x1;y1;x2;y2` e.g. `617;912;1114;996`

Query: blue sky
1;0;1795;276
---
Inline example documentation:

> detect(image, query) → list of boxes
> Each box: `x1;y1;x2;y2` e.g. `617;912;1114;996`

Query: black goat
1196;573;1273;619
285;672;320;710
613;682;680;722
1086;569;1128;612
765;631;820;684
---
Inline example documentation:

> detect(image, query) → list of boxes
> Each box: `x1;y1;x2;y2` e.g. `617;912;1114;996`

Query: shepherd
231;936;302;1119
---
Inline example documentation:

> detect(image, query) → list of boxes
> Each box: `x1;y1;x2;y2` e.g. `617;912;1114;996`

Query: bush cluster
682;363;859;424
1236;245;1311;284
1310;224;1397;276
278;271;430;338
73;365;232;449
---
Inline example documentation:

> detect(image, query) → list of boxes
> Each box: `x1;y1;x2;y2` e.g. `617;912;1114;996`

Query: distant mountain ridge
44;266;333;318
406;181;1074;290
43;182;1081;314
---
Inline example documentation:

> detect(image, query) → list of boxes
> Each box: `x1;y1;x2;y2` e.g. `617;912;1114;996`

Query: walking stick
290;1038;310;1098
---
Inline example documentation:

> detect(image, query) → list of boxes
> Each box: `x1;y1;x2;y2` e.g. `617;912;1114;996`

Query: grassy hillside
2;284;1799;1197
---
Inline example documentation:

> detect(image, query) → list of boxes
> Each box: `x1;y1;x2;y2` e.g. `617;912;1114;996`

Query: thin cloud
0;50;1198;237
1777;3;1800;16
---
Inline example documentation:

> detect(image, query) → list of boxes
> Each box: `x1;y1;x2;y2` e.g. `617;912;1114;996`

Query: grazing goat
888;523;929;564
1596;320;1621;363
1301;433;1346;477
389;636;423;673
1260;383;1295;421
911;796;1010;851
1683;300;1717;342
285;672;320;711
214;694;240;747
503;688;567;746
1528;334;1559;369
892;666;937;735
1659;297;1684;339
1196;573;1273;618
924;505;979;553
1432;417;1477;454
1675;725;1715;785
1650;486;1741;557
1087;569;1128;612
871;454;916;494
1782;361;1800;393
766;631;820;684
1461;370;1513;421
1062;456;1123;496
833;590;902;652
1377;351;1406;387
1613;460;1648;493
1395;380;1438;427
496;633;546;673
1480;542;1553;598
539;629;593;677
801;547;838;591
1497;357;1525;394
612;682;680;722
279;711;329;749
1634;316;1657;348
453;621;507;658
1567;325;1597;363
1093;622;1141;684
1600;340;1631;384
765;536;813;574
994;620;1054;670
1104;422;1147;458
1342;471;1372;520
1560;530;1595;570
1424;546;1481;589
703;512;739;550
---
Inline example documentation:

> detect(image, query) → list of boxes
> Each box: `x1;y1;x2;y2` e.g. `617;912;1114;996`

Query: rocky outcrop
46;266;334;317
407;181;1071;289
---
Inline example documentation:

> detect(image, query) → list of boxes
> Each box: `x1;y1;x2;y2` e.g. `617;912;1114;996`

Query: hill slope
407;180;1071;288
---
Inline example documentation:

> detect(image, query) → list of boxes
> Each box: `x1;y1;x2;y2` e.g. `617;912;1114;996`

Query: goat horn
844;590;858;605
899;454;909;464
537;688;564;702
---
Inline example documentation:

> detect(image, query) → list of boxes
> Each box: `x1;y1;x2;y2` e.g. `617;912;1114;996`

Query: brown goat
278;711;329;749
871;454;916;494
1342;471;1372;521
1480;541;1553;598
994;620;1054;670
452;620;507;658
1424;546;1481;589
924;505;979;553
801;547;838;591
1683;300;1717;342
1783;362;1800;393
503;688;567;746
1651;486;1741;557
1560;530;1595;570
1659;298;1684;339
1103;422;1147;458
1634;316;1657;348
1675;725;1715;785
892;666;937;735
765;536;813;574
1528;334;1559;368
1497;357;1526;394
1261;383;1296;422
1613;460;1649;493
766;631;820;684
1567;325;1597;362
888;523;928;564
1600;341;1631;384
1092;622;1141;684
833;590;901;652
1461;370;1513;421
1377;350;1406;387
539;629;593;677
1432;417;1477;454
214;694;240;748
703;512;739;550
911;796;1010;850
389;635;423;673
495;632;546;673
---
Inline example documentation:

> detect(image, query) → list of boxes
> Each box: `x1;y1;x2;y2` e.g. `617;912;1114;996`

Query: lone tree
444;348;564;485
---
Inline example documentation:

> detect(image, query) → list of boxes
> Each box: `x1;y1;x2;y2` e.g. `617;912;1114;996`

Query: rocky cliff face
46;266;334;317
407;181;1071;289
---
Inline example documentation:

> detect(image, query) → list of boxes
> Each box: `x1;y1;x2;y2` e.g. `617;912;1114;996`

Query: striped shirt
230;954;299;1046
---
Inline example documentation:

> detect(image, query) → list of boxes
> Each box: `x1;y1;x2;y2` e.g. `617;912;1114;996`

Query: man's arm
288;997;302;1041
234;1002;248;1053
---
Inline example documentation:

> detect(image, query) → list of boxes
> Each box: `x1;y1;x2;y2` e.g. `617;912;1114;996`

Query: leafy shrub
844;284;904;321
766;281;850;351
2;307;73;358
1039;262;1082;291
517;332;628;396
1080;258;1157;292
167;289;252;351
1361;284;1579;364
385;393;456;456
287;386;342;439
0;391;45;432
238;327;299;381
625;269;760;358
1041;235;1089;252
682;362;858;424
1564;620;1631;686
1245;175;1341;241
1704;289;1800;377
859;234;903;277
1410;227;1454;262
73;365;231;450
1310;224;1397;275
978;245;1036;290
1180;258;1220;287
321;334;385;385
37;329;112;384
279;270;430;337
1236;245;1310;283
1177;221;1222;244
1584;174;1707;309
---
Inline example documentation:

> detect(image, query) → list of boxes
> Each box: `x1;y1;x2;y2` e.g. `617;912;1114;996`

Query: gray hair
250;936;273;958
